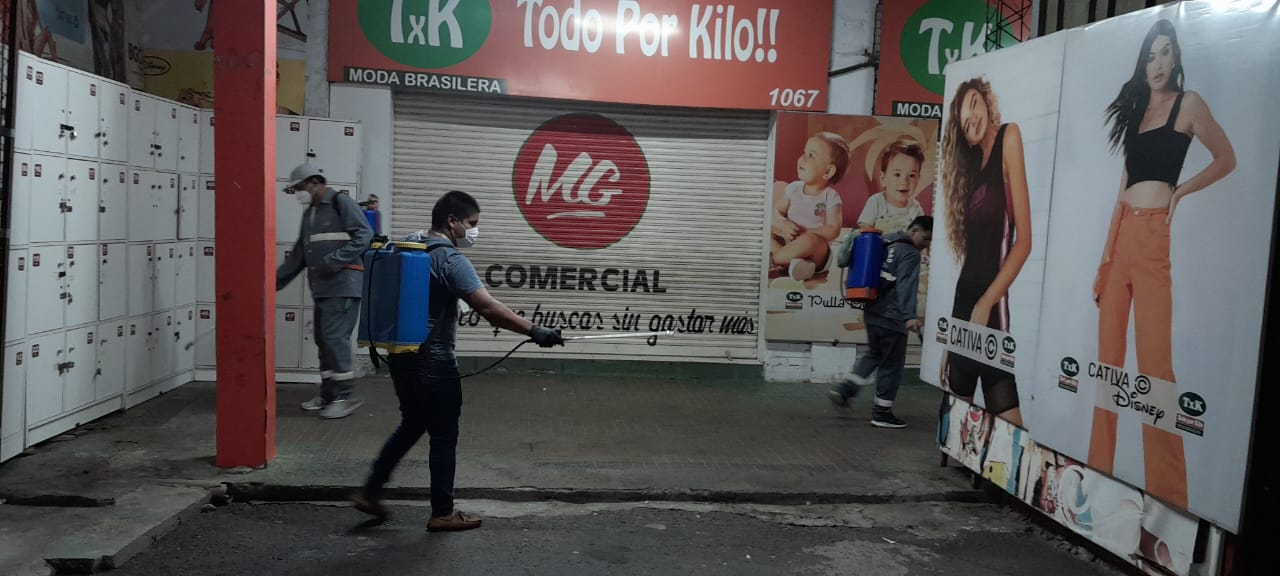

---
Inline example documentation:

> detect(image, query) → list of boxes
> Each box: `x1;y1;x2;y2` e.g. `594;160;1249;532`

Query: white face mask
457;226;479;248
295;189;312;206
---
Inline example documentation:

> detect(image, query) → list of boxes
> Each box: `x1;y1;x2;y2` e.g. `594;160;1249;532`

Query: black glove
530;326;564;348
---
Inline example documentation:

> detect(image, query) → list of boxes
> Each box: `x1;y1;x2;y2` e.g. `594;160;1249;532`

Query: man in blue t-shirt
353;191;562;532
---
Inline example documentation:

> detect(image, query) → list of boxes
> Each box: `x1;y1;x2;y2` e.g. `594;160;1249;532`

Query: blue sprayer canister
363;209;381;235
845;227;883;301
358;242;433;353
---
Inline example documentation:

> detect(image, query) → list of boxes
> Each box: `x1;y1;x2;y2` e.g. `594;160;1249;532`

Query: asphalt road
112;500;1119;576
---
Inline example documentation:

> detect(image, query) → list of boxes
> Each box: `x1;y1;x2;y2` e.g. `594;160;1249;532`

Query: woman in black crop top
1090;19;1236;511
938;77;1033;427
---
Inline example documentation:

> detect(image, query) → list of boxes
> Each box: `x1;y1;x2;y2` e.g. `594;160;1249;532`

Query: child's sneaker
788;258;816;281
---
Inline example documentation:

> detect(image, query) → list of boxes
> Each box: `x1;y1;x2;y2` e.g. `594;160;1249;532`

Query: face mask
456;226;479;248
295;189;312;206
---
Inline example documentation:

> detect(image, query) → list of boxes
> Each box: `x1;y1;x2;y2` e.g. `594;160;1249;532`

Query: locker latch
60;124;76;139
59;200;69;213
57;361;75;374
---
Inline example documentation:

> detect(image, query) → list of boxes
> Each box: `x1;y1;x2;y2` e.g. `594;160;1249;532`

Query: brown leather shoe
427;511;482;532
351;493;389;522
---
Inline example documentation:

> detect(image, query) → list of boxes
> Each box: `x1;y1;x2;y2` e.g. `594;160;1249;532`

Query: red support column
213;0;277;467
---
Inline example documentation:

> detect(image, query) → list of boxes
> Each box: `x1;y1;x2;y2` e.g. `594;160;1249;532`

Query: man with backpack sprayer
828;216;933;428
277;163;374;420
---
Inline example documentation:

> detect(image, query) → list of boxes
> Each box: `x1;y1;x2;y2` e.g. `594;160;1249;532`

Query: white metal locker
195;306;216;367
197;243;216;302
155;243;178;311
64;160;99;242
97;81;130;163
174;307;196;375
10;153;31;246
96;321;127;401
128;244;156;316
15;55;69;154
25;332;64;424
175;243;196;307
277;180;306;243
151;312;175;381
199;110;215;174
28;155;66;244
64;244;100;328
306;120;360;184
198;177;215;238
178;175;198;239
154;103;180;172
25;248;64;335
276;308;303;369
3;344;26;462
98;164;128;241
156;174;179;241
125;320;151;391
98;243;127;321
300;308;319;369
276;244;303;306
277;117;309;181
177;106;201;174
63;326;96;412
127;170;157;241
6;250;28;343
128;94;159;168
64;71;101;159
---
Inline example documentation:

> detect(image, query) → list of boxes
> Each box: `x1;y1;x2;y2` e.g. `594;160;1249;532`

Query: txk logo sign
513;113;651;250
360;0;493;68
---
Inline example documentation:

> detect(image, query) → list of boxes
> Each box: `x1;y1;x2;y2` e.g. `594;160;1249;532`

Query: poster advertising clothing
764;112;938;343
920;32;1066;429
329;0;832;110
875;0;1030;119
1030;1;1279;532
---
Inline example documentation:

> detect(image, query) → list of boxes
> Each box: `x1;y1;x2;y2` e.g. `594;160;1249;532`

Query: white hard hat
289;163;324;188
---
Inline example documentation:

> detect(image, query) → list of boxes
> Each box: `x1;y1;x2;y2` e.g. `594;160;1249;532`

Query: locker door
25;333;65;424
28;155;67;244
64;245;100;328
175;243;197;307
97;82;130;163
128;94;158;168
98;164;128;241
64;160;100;242
128;244;156;316
178;175;198;239
177;106;201;174
195;306;216;367
275;309;302;369
174;307;195;375
199;110;215;174
64;71;101;159
25;248;65;335
277;180;306;243
63;326;96;412
151;312;175;380
125;320;151;391
153;103;180;172
306;120;360;184
155;243;178;311
276;117;309;181
276;244;304;306
10;153;31;246
95;321;127;400
6;250;28;344
3;344;27;461
196;243;216;302
14;56;68;154
197;177;215;238
127;170;155;241
300;308;319;369
98;243;127;321
156;174;179;241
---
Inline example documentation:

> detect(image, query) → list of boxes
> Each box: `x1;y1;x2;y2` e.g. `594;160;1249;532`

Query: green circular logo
1060;357;1079;377
1179;392;1206;417
1002;336;1016;354
359;0;492;69
900;0;1018;96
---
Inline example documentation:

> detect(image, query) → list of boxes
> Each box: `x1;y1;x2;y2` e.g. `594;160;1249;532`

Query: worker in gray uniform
277;163;374;419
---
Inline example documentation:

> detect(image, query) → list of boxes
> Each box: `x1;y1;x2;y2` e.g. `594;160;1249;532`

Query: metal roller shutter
392;92;769;363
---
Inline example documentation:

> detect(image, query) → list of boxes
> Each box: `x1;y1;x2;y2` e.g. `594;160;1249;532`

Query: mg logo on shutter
513;113;650;250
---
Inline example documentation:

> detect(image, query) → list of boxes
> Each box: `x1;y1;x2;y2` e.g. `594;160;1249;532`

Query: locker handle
60;124;77;139
99;205;107;213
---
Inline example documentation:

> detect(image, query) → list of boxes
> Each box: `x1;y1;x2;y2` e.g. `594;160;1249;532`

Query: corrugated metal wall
392;92;770;363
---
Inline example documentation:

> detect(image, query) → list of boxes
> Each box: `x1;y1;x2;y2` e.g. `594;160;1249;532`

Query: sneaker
300;396;326;411
351;492;389;523
427;511;482;532
827;389;850;409
320;398;365;419
788;258;816;281
871;410;908;429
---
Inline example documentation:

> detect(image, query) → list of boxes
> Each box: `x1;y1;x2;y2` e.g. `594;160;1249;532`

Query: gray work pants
315;297;360;401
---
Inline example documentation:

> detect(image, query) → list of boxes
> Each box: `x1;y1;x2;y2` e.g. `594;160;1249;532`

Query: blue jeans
838;323;907;409
363;349;462;517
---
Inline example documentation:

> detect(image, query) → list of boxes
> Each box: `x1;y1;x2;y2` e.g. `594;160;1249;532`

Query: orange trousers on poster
1089;204;1188;509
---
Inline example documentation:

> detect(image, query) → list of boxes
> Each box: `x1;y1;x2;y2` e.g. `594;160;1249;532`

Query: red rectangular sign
329;0;832;110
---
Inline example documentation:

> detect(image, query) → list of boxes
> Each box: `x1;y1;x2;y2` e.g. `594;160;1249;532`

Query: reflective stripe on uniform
310;232;352;242
330;371;356;381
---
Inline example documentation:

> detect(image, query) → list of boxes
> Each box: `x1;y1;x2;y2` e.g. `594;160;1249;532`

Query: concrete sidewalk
0;372;976;573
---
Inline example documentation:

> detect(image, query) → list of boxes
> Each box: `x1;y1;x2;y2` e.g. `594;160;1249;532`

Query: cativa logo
513;113;650;250
359;0;492;69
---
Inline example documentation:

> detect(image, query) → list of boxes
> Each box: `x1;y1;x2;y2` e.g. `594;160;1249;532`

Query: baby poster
764;112;939;344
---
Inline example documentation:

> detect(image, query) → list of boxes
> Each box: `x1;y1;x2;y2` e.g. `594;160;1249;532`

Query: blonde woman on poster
1089;19;1235;510
938;77;1033;427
